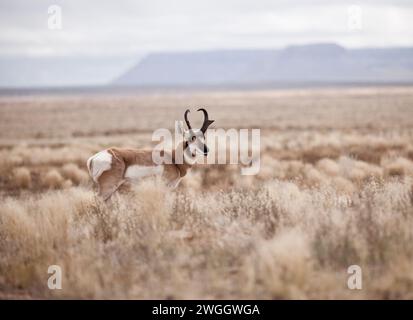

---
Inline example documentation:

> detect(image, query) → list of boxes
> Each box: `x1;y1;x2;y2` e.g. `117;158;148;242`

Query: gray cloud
0;0;412;87
1;0;413;56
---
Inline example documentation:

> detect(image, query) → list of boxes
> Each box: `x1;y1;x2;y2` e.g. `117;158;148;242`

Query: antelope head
176;108;214;162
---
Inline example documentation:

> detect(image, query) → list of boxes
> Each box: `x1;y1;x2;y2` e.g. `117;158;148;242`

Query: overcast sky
0;0;412;87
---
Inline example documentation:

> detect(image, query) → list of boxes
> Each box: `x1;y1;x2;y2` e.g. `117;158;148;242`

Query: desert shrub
384;157;413;177
61;163;89;185
247;229;313;299
42;169;64;189
317;158;340;176
12;167;32;189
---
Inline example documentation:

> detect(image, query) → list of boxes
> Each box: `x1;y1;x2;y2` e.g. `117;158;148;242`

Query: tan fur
92;142;192;201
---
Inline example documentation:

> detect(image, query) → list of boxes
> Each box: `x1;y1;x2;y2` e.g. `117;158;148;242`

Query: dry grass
42;169;64;189
12;167;31;189
1;87;413;299
61;163;89;185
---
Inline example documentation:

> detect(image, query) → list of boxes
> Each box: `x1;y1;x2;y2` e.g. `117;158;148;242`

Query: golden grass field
1;86;413;299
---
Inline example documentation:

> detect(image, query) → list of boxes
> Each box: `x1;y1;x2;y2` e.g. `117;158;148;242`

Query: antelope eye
191;136;196;142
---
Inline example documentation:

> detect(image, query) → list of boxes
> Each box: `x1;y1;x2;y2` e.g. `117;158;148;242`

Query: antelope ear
175;120;185;135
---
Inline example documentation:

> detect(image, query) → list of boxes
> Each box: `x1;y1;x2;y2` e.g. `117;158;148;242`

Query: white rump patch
124;165;164;180
87;150;112;183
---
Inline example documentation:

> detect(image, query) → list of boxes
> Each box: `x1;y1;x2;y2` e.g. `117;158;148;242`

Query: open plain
1;86;413;299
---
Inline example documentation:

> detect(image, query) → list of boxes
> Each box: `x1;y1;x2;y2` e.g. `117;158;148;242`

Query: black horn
184;109;192;130
198;108;215;134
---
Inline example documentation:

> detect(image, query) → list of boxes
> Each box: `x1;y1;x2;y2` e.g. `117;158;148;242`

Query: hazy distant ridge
114;43;413;87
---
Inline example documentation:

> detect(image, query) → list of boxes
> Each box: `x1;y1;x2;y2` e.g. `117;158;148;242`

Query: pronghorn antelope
87;108;214;201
